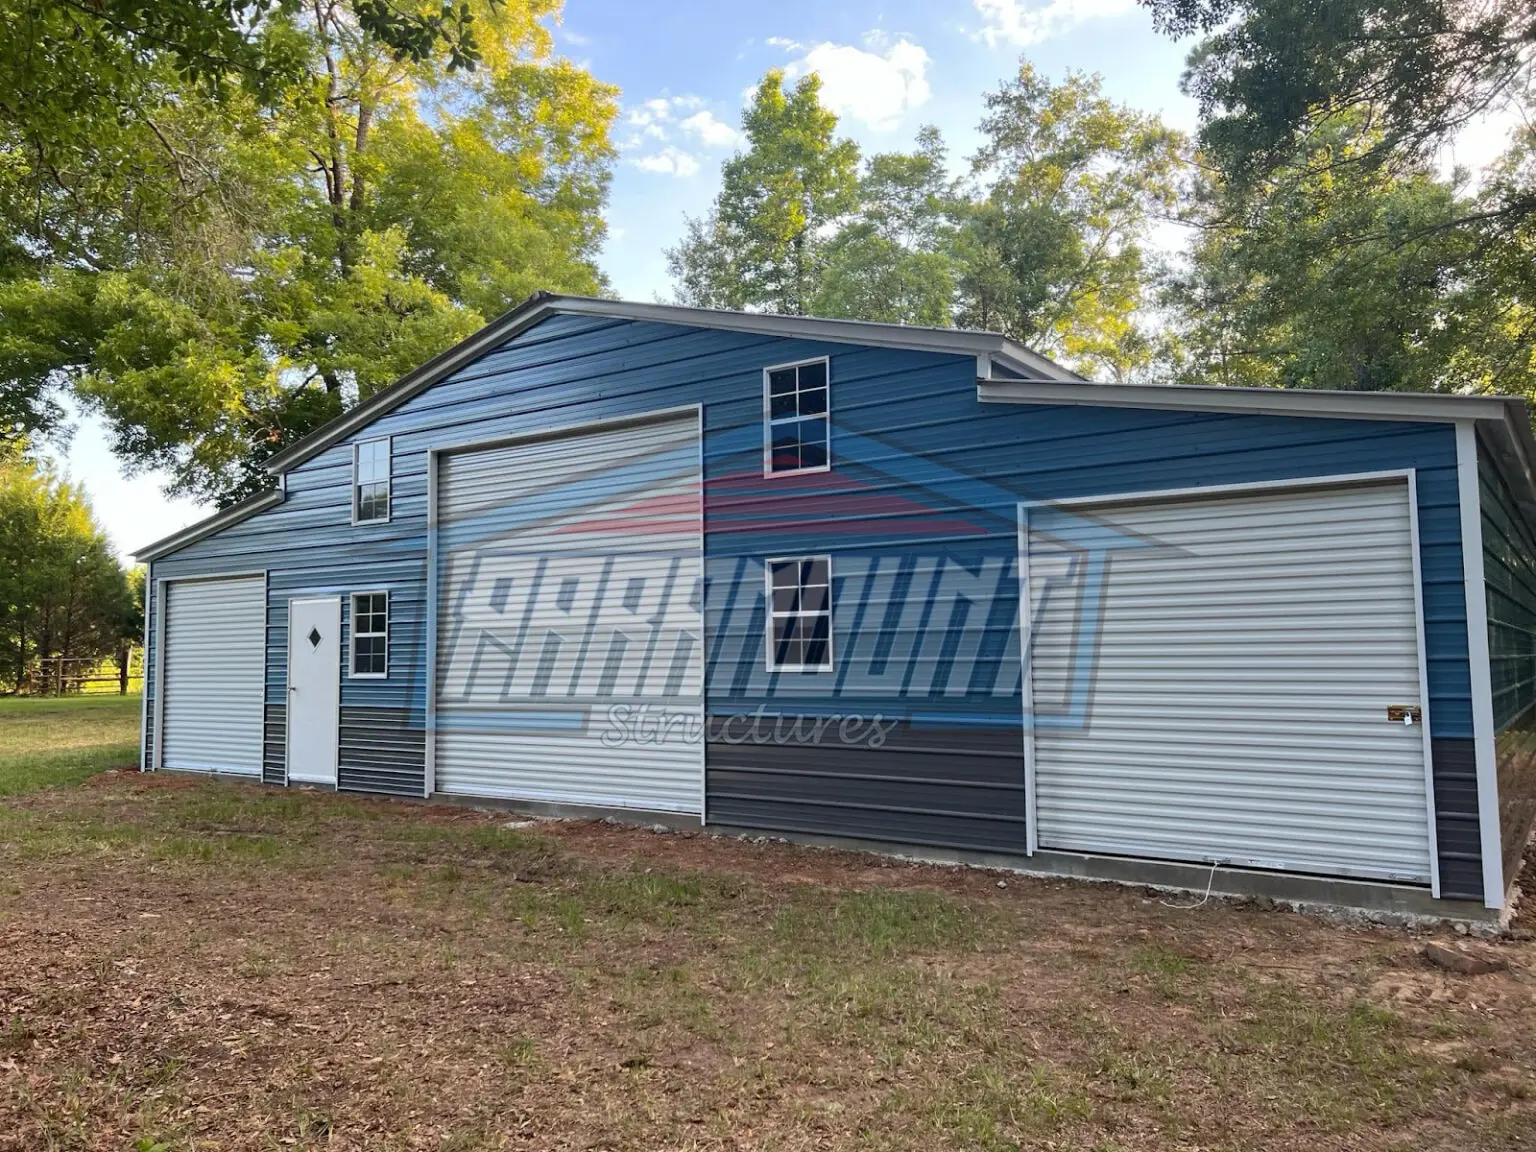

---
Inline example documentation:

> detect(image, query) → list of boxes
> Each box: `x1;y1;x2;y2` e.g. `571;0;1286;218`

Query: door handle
289;685;298;693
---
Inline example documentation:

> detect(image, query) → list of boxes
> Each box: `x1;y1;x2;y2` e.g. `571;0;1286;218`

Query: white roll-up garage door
433;412;704;814
1026;479;1434;885
159;575;266;775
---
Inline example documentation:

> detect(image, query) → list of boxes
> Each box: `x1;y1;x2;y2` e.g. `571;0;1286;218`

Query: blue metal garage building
136;294;1536;920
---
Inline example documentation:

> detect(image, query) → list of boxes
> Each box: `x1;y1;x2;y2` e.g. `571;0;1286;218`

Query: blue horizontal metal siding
144;312;1476;889
148;316;872;796
702;351;1473;873
704;357;1468;732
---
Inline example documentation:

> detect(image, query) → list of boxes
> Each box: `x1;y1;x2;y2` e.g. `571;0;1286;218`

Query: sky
48;0;1523;562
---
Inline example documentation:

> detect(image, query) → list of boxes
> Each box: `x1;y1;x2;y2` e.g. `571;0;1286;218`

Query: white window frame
352;436;392;525
763;555;834;672
349;590;389;679
762;356;831;478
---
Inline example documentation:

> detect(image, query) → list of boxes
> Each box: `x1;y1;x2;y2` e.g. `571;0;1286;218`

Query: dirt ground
2;769;1534;1150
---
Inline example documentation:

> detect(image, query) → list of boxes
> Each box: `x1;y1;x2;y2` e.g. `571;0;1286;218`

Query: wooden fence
20;651;144;696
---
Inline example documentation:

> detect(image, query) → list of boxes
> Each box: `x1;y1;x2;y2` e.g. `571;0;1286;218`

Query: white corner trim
139;571;153;772
1455;421;1505;909
1404;470;1442;898
1016;504;1038;856
424;447;438;800
151;576;168;771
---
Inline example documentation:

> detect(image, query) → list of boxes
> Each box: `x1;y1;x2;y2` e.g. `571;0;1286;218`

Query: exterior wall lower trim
704;824;1502;926
1456;420;1505;909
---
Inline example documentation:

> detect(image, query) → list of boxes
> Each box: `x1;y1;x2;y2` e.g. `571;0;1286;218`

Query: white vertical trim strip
152;577;168;771
425;447;439;799
1404;471;1442;897
694;404;707;826
1017;504;1038;856
264;569;274;786
138;567;152;771
1456;420;1505;909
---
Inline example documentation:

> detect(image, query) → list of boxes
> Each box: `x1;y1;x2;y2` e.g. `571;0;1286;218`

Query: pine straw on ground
1;770;1533;1151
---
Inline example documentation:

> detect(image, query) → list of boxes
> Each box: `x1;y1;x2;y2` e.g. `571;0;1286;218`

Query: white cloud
765;36;803;50
625;94;706;130
974;0;1136;47
785;37;931;131
679;110;741;148
632;147;701;178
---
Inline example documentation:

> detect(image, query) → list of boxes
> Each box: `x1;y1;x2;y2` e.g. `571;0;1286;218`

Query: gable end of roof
257;293;1081;476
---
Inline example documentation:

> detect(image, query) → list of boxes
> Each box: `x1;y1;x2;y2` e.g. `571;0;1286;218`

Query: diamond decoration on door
308;627;322;649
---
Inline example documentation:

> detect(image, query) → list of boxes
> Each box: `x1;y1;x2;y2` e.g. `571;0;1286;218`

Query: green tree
670;64;1182;382
0;460;132;693
667;71;860;315
1140;0;1536;396
1161;118;1494;391
1140;0;1534;197
957;64;1185;381
0;0;492;162
0;0;617;505
809;127;963;326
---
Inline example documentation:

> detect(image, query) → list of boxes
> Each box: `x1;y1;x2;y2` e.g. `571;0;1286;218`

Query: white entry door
287;597;340;786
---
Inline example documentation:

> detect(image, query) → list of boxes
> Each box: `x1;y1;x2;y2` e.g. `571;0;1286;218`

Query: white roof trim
977;377;1517;423
133;489;284;562
260;293;1081;476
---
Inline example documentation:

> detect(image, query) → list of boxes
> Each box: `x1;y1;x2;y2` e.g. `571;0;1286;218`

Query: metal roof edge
261;293;1080;476
133;488;284;562
976;377;1518;424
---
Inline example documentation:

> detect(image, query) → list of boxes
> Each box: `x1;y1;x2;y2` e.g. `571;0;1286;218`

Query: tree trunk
316;0;353;276
349;99;373;217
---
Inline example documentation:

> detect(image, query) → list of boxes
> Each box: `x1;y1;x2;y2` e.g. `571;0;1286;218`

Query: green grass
0;708;1527;1151
0;694;141;796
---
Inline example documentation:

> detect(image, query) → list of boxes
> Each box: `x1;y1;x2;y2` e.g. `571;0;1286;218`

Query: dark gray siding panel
338;706;424;797
1431;738;1483;900
264;703;286;786
1478;440;1536;885
706;722;1026;851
